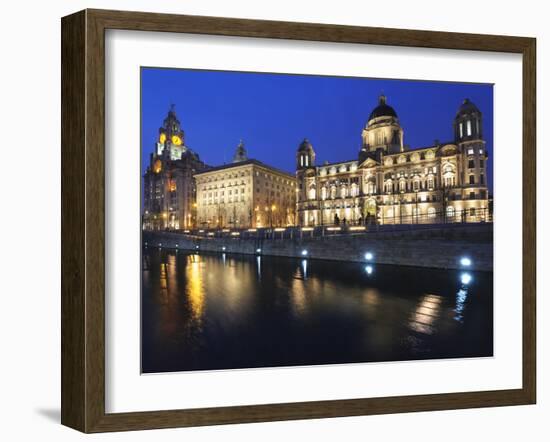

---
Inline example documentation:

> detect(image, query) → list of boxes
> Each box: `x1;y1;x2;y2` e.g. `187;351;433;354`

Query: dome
456;98;480;117
368;95;397;121
297;138;314;152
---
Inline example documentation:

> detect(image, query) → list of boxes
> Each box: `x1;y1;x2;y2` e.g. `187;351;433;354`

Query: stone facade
143;223;493;271
142;106;208;230
195;143;296;229
296;95;490;226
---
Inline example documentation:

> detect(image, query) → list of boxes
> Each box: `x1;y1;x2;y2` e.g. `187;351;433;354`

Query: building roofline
194;158;295;179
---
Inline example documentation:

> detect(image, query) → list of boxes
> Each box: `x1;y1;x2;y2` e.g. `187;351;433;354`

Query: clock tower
157;104;186;160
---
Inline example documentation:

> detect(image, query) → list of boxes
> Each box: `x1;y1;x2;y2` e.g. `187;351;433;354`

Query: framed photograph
61;9;536;433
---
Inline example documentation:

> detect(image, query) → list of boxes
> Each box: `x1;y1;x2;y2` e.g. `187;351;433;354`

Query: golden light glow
409;294;442;335
274;228;286;232
159;133;166;144
169;180;177;192
230;232;240;236
349;226;366;231
301;227;314;232
186;256;205;322
153;159;162;174
247;228;257;232
326;227;341;231
171;135;182;145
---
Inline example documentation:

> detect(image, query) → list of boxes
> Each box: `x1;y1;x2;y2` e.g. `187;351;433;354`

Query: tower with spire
143;105;209;231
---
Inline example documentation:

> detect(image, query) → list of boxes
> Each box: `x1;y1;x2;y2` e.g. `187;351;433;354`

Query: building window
428;207;436;218
468;159;475;169
467;148;474;155
399;180;406;193
459;122;463;138
480;174;485;185
469;175;475;184
470;192;476;199
470;208;476;217
466;120;472;136
413;180;420;191
367;182;375;195
427;177;434;190
479;159;484;168
446;206;455;219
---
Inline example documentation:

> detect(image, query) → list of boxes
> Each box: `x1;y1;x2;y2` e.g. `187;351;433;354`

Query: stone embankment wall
143;224;493;271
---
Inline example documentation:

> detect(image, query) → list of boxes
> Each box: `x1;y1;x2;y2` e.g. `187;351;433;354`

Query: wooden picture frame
61;8;536;433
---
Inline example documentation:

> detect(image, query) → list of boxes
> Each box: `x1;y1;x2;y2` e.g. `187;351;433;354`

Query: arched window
384;180;393;194
413;179;420;191
340;186;347;198
350;183;358;197
308;186;316;200
321;187;327;200
330;185;337;199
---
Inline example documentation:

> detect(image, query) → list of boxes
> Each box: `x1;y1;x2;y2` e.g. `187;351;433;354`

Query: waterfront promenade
143;223;493;271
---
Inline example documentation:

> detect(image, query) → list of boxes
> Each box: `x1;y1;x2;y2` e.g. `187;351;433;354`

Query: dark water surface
141;249;493;373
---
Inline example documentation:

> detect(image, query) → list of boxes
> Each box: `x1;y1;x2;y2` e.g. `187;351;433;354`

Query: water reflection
142;250;493;373
454;287;468;322
185;254;205;323
409;294;442;335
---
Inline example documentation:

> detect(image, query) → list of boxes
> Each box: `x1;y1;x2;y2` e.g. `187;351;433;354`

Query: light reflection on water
142;249;493;373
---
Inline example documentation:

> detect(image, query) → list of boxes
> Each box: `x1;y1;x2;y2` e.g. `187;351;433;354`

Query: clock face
171;135;182;146
159;133;166;144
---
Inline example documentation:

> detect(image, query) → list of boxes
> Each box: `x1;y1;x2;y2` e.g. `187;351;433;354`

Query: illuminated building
194;141;296;229
142;106;208;230
296;95;490;226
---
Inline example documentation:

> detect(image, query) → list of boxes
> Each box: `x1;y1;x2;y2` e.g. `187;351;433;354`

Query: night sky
141;68;493;191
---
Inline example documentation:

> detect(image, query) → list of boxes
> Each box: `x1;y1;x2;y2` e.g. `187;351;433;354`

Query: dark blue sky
141;68;493;191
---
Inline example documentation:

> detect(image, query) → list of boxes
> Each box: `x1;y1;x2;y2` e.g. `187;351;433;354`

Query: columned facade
296;96;490;226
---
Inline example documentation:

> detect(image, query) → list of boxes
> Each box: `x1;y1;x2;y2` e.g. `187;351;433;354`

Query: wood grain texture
61;10;86;432
61;8;537;433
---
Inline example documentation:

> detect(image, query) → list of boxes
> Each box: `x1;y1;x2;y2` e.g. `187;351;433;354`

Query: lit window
466;120;472;136
459;123;463;138
468;148;474;155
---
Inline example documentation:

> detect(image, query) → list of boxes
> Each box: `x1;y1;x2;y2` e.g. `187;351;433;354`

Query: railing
149;208;492;239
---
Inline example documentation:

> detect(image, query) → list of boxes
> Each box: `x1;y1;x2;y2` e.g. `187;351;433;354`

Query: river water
141;248;493;373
